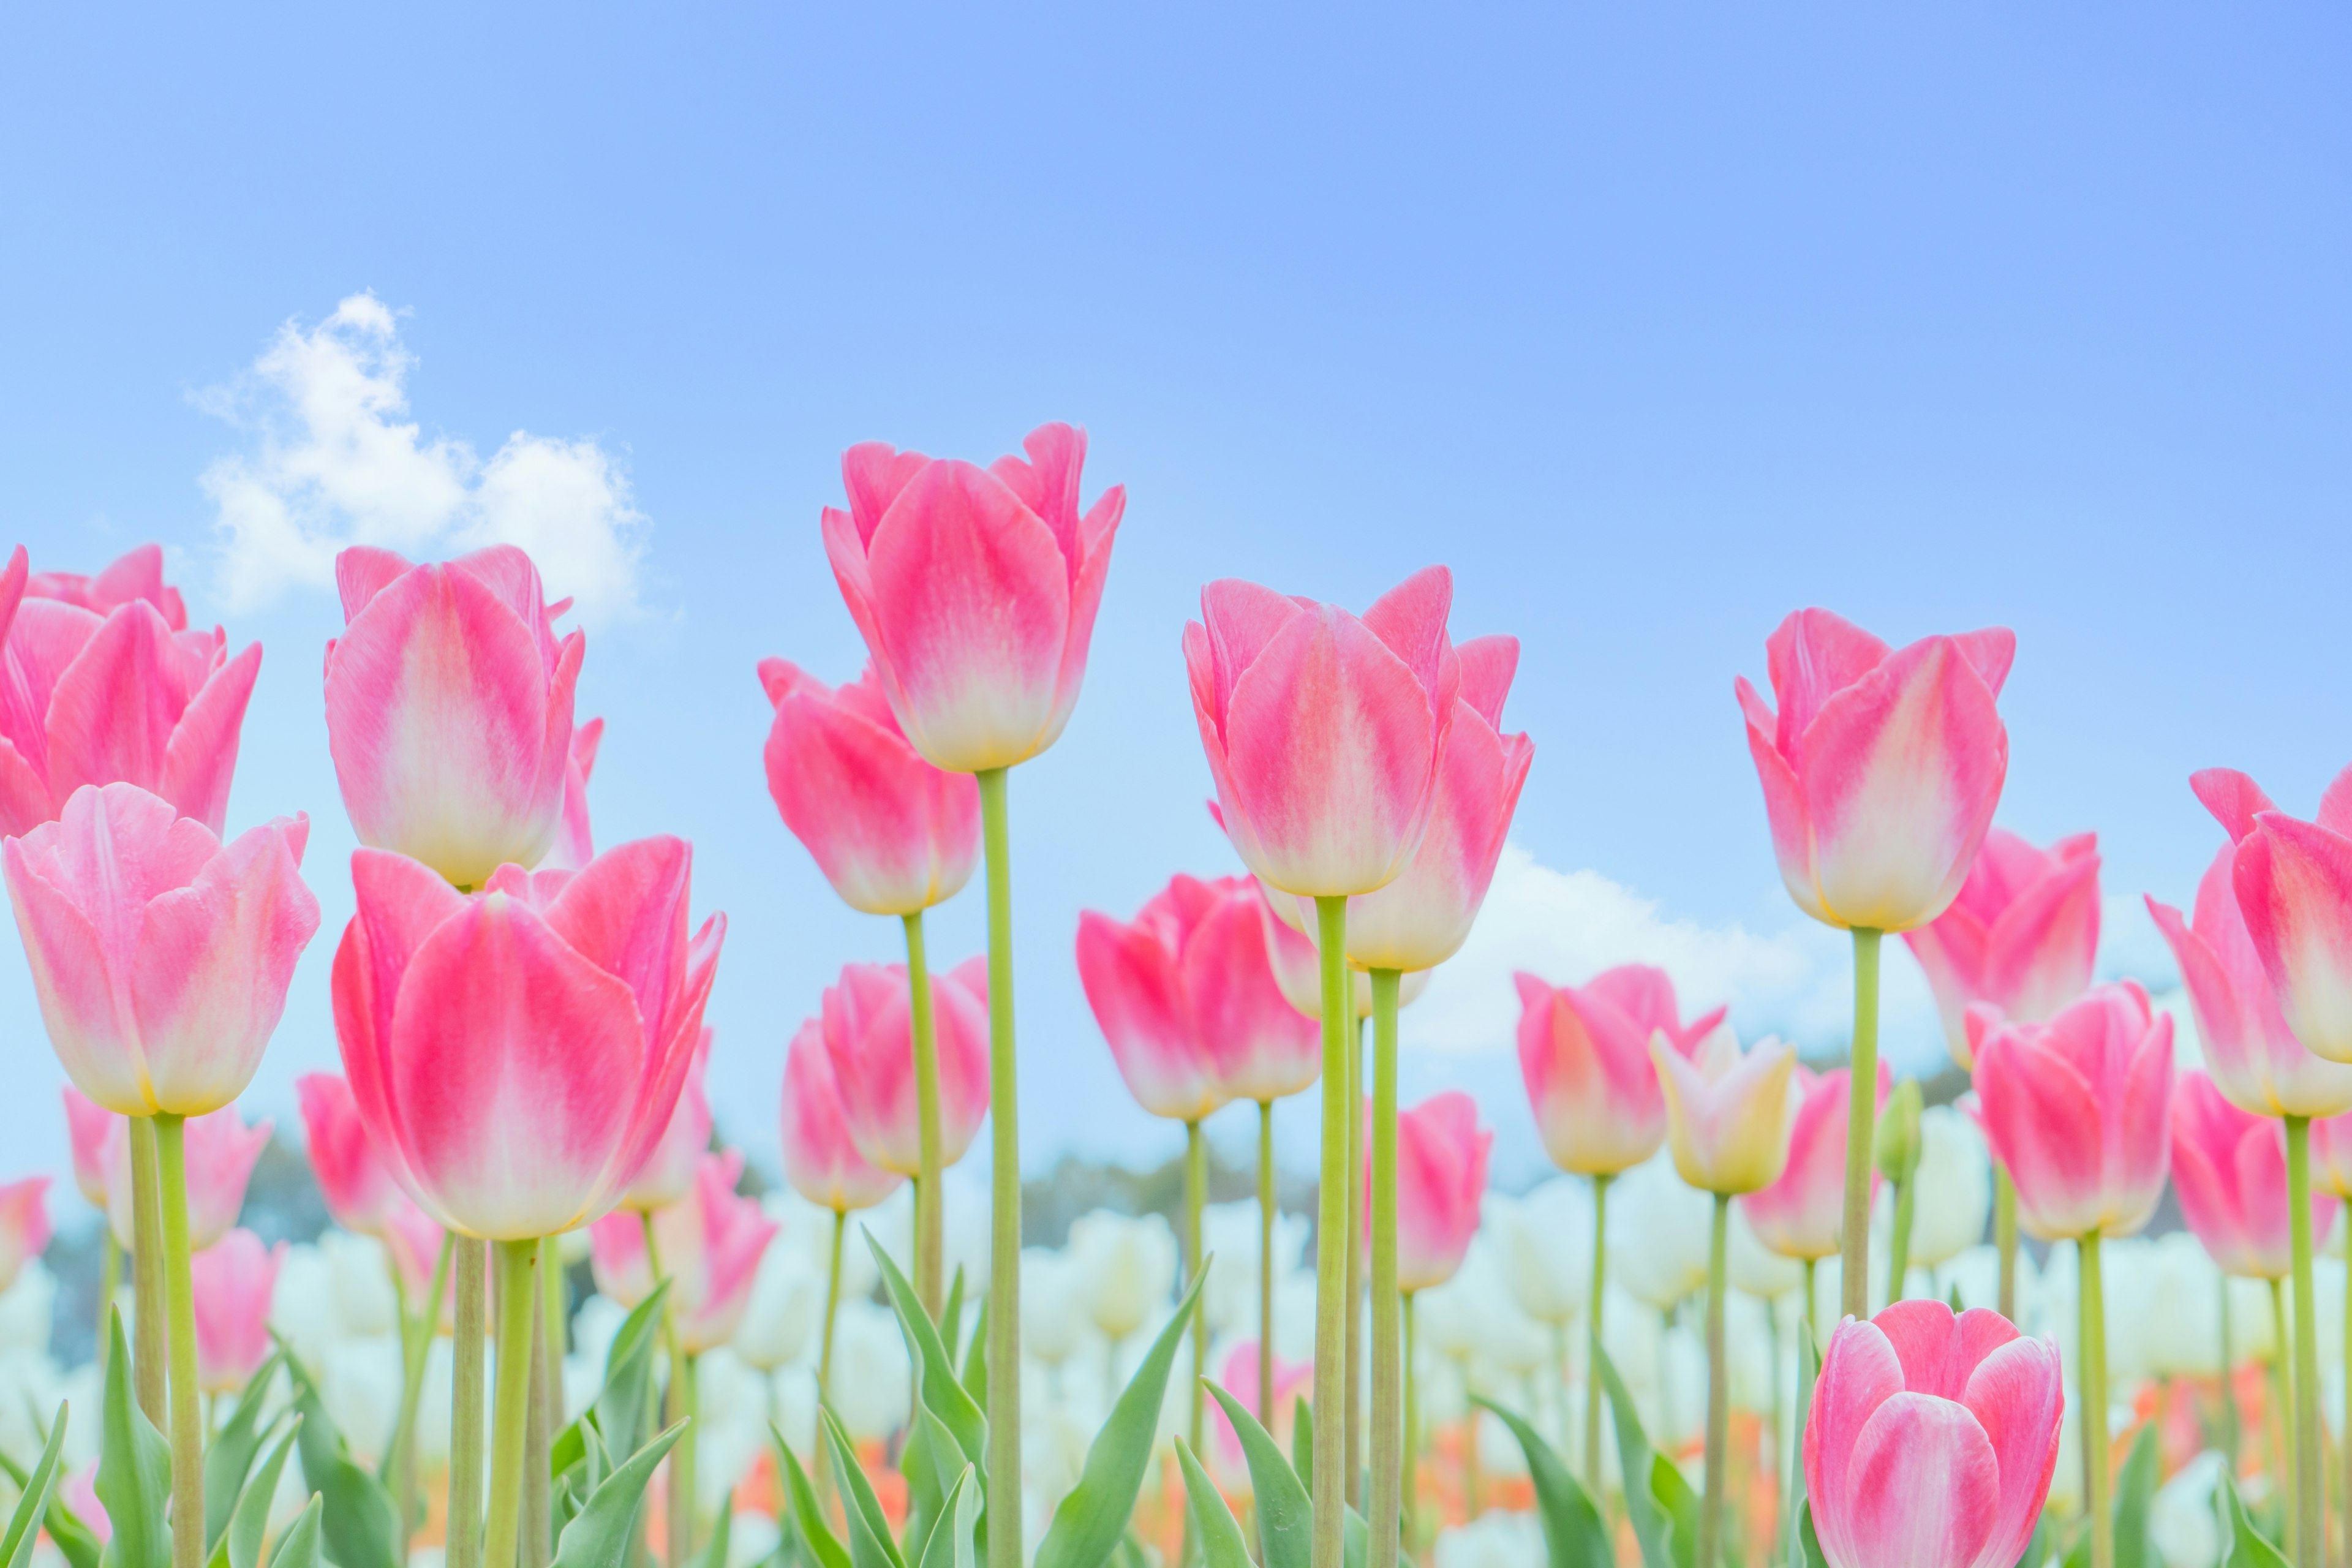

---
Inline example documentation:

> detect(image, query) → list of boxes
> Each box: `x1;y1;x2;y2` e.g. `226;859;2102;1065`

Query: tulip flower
1257;889;1427;1024
1904;829;2101;1066
27;543;187;627
298;1072;409;1238
1208;1339;1314;1476
1739;1063;1892;1281
102;1104;268;1253
0;1177;51;1296
780;1019;903;1410
323;545;585;889
820;957;989;1178
618;1028;713;1212
590;1149;778;1354
544;718;605;873
2174;1072;2332;1281
190;1228;283;1393
1379;1093;1488;1294
1804;1300;2062;1568
62;1087;115;1209
2193;766;2352;1063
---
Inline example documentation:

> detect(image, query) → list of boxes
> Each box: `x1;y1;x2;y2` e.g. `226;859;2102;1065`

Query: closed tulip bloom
62;1088;117;1208
323;545;585;889
780;1020;905;1213
589;1149;779;1354
1970;982;2174;1242
1805;1299;2062;1568
1738;609;2015;933
4;783;318;1117
2173;1072;2333;1280
2195;764;2352;1064
1515;966;1728;1177
27;544;189;629
0;545;263;840
821;423;1124;773
190;1229;284;1393
1904;829;2101;1068
1255;888;1425;1027
1378;1091;1490;1292
619;1028;713;1212
1741;1064;1893;1261
298;1072;407;1238
758;659;979;914
0;1178;51;1295
333;835;725;1240
1652;1023;1798;1196
821;957;990;1177
543;718;605;873
104;1106;269;1251
1188;567;1461;899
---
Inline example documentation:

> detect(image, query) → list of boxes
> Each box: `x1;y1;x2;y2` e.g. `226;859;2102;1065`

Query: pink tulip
1188;567;1461;899
779;1020;904;1213
1740;1064;1893;1261
589;1149;779;1353
620;1028;714;1212
0;545;263;841
1903;829;2101;1068
1254;888;1426;1027
1737;609;2015;933
2173;1071;2334;1279
4;783;318;1117
1208;1341;1314;1464
104;1106;269;1251
1970;982;2174;1241
190;1228;284;1393
333;835;724;1240
26;545;188;629
820;958;990;1178
62;1087;118;1209
1804;1299;2062;1568
323;545;585;889
2314;1111;2352;1202
1513;966;1728;1177
821;424;1124;773
297;1072;408;1238
1379;1091;1490;1292
544;719;605;873
61;1463;107;1544
0;1178;51;1295
2193;764;2352;1065
758;659;980;915
1653;1024;1798;1196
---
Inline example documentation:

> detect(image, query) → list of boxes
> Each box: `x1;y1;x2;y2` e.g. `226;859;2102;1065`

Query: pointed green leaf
1291;1395;1314;1488
280;1352;401;1568
2222;1473;2289;1568
265;1498;326;1568
96;1313;172;1568
1649;1455;1698;1568
1203;1382;1308;1568
0;1401;68;1568
693;1490;734;1568
772;1427;851;1568
29;1441;102;1568
823;1408;908;1568
1472;1396;1610;1568
866;1236;987;1480
1174;1439;1253;1568
960;1300;989;1415
1596;1346;1675;1568
2113;1422;2158;1568
913;1467;978;1568
592;1283;671;1462
899;1393;978;1563
940;1269;968;1361
205;1352;285;1551
550;1419;687;1568
225;1423;304;1568
1796;1505;1826;1568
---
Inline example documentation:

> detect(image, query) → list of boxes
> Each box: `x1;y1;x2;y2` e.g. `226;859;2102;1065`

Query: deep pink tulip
1740;1064;1893;1261
332;836;724;1240
190;1228;283;1393
323;545;584;890
1970;982;2174;1241
589;1148;779;1353
779;1019;904;1213
1378;1091;1490;1293
1904;829;2101;1068
297;1072;408;1238
0;1178;51;1295
2194;765;2352;1066
1513;966;1728;1177
1738;609;2014;933
62;1087;117;1209
0;545;263;841
1653;1025;1798;1195
820;958;990;1178
27;545;188;630
1188;568;1461;899
821;424;1124;774
758;659;980;916
2173;1071;2333;1279
620;1028;713;1212
103;1106;269;1251
1077;873;1320;1120
1254;888;1426;1027
4;784;318;1117
544;718;605;874
1805;1300;2062;1568
1209;1341;1314;1464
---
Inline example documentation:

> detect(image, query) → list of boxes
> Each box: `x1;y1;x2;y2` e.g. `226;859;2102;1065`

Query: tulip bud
1874;1079;1924;1186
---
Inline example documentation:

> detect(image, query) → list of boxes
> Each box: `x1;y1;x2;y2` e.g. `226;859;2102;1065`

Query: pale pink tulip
2173;1071;2333;1279
544;719;604;873
297;1072;407;1238
758;660;979;915
0;545;263;840
779;1020;904;1213
1381;1092;1490;1292
2194;765;2352;1066
323;545;584;889
590;1148;778;1354
1208;1341;1314;1464
1740;1064;1893;1261
1254;888;1425;1027
190;1228;283;1393
1805;1299;2062;1568
1187;568;1461;899
1653;1024;1798;1196
1904;829;2101;1068
0;1178;50;1295
103;1106;269;1251
820;958;989;1178
333;835;724;1240
4;784;317;1117
1738;609;2014;933
1970;983;2173;1241
1513;966;1728;1177
61;1463;107;1545
821;424;1123;773
62;1087;117;1208
620;1028;713;1212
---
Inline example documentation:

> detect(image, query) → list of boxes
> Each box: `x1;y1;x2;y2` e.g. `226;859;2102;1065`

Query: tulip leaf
1032;1262;1210;1568
823;1407;908;1568
940;1268;968;1352
1291;1395;1314;1488
1203;1382;1310;1568
1649;1455;1698;1568
206;1351;285;1551
1796;1504;1826;1568
282;1351;402;1568
549;1418;686;1568
692;1490;734;1568
1596;1345;1679;1568
900;1391;981;1563
913;1467;979;1568
2;1430;102;1568
0;1399;69;1568
866;1235;989;1482
1174;1439;1254;1568
2221;1473;2289;1568
223;1421;304;1568
97;1311;172;1568
960;1300;989;1414
592;1281;671;1462
2113;1421;2158;1568
772;1426;851;1568
1472;1396;1611;1568
265;1496;327;1568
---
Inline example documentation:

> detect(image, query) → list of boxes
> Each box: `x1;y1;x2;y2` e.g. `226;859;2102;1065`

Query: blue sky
1;5;2348;1212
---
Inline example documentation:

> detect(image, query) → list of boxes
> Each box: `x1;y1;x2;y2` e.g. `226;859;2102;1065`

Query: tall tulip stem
1185;1118;1208;1461
1310;895;1352;1568
390;1233;456;1548
95;1230;119;1378
129;1115;167;1427
152;1114;203;1568
1839;928;1881;1320
2218;1275;2239;1473
976;766;1023;1568
904;909;944;1321
641;1212;694;1568
1401;1290;1419;1555
1585;1172;1610;1500
2286;1115;2324;1568
1259;1098;1276;1427
485;1239;541;1568
1346;1014;1365;1512
2271;1278;2295;1560
820;1206;845;1398
1698;1194;1730;1568
2079;1232;2113;1568
1887;1174;1915;1304
451;1237;489;1568
1369;968;1403;1568
1994;1165;2018;1321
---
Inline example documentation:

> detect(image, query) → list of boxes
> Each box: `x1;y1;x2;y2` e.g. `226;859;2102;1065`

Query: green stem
2220;1273;2239;1476
1840;929;1881;1321
1804;1257;1818;1354
1310;895;1352;1568
523;1265;551;1568
451;1237;489;1568
1346;1012;1366;1514
1402;1291;1419;1557
674;1351;698;1566
2273;1277;2296;1562
1887;1176;1914;1305
1186;1118;1208;1462
976;766;1022;1568
1785;1287;1817;1568
1551;1324;1572;1455
1370;969;1402;1568
1699;1194;1730;1568
1586;1172;1611;1502
905;909;944;1322
389;1234;455;1547
542;1238;567;1431
485;1239;541;1568
644;1213;693;1568
2340;1256;2348;1567
1260;1099;1277;1428
815;1205;846;1510
129;1115;167;1428
96;1229;118;1378
153;1115;203;1568
2287;1115;2324;1568
2081;1232;2112;1568
1994;1164;2018;1322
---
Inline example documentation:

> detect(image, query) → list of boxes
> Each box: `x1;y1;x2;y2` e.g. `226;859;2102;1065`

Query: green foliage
1291;1395;1313;1488
96;1313;172;1568
591;1283;672;1462
0;1400;68;1568
206;1351;286;1551
1596;1345;1685;1568
2113;1422;2158;1568
212;1421;304;1568
868;1238;988;1487
1472;1396;1611;1568
772;1425;851;1568
283;1351;401;1568
960;1300;989;1415
821;1408;907;1568
692;1491;734;1568
1173;1439;1254;1568
2220;1472;2289;1568
1796;1505;1826;1568
548;1419;687;1568
266;1497;328;1568
7;1423;103;1568
912;1468;979;1568
1204;1382;1309;1568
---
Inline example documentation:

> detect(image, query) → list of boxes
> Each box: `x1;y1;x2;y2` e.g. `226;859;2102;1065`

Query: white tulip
826;1300;911;1442
321;1335;402;1467
270;1245;342;1373
726;1511;783;1568
865;1174;991;1297
321;1231;401;1338
1607;1153;1710;1310
2145;1233;2225;1379
1727;1202;1803;1301
1493;1180;1594;1327
2150;1450;2227;1568
1022;1249;1096;1369
733;1194;823;1373
1433;1509;1544;1568
1200;1199;1310;1338
1069;1211;1179;1346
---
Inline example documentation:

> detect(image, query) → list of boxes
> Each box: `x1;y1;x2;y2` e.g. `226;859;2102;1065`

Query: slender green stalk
485;1239;541;1568
2220;1275;2239;1474
1803;1257;1818;1355
1310;895;1352;1568
1550;1324;1572;1453
542;1239;567;1430
2341;1259;2349;1566
905;908;945;1321
1785;1297;1816;1568
95;1230;119;1376
1402;1291;1419;1556
153;1115;203;1568
1346;1013;1365;1513
390;1234;456;1548
2286;1115;2324;1568
673;1351;699;1566
1586;1172;1611;1501
523;1272;551;1568
1259;1099;1277;1427
1698;1194;1730;1568
2272;1278;2296;1561
813;1207;846;1511
1186;1118;1208;1461
451;1237;489;1568
1370;969;1403;1568
1839;930;1881;1320
643;1213;695;1568
1887;1174;1915;1305
1994;1165;2018;1321
976;766;1022;1568
2081;1232;2112;1568
129;1115;167;1427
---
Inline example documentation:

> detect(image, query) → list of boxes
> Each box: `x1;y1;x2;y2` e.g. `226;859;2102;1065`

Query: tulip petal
540;836;693;1059
159;641;261;836
1838;1394;1999;1568
336;547;413;622
1973;1033;2103;1239
42;603;186;809
1960;1337;2066;1568
1195;581;1305;740
1763;608;1890;770
2320;764;2352;838
1738;678;1825;925
1807;1318;1905;1567
1980;848;2100;1024
2239;816;2352;1061
2192;768;2274;845
842;442;930;542
1454;636;1520;730
1869;1298;2018;1400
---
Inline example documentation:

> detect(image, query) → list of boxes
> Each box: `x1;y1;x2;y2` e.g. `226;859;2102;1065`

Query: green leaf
1291;1396;1314;1491
692;1490;734;1568
592;1282;672;1463
823;1408;908;1568
1031;1262;1210;1568
96;1311;172;1568
1595;1346;1675;1568
899;1395;977;1564
2113;1421;2158;1568
1174;1439;1254;1568
772;1427;851;1568
1796;1506;1826;1568
265;1498;327;1568
1202;1383;1308;1568
223;1422;304;1568
913;1468;979;1568
205;1352;285;1551
960;1300;989;1415
2060;1517;2090;1568
866;1235;988;1482
1649;1455;1698;1568
940;1269;968;1361
2222;1472;2289;1568
282;1353;402;1568
0;1401;69;1568
550;1419;687;1568
31;1443;103;1568
1472;1396;1611;1568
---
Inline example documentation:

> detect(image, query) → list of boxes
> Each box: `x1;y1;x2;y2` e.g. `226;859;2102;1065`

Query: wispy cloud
198;293;646;624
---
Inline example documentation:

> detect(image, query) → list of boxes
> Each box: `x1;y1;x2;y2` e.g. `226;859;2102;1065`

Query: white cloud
198;293;646;624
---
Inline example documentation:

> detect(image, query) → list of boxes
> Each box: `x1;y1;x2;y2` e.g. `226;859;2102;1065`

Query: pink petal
1453;636;1520;730
1979;848;2101;1023
1194;580;1305;741
1738;679;1825;925
1762;608;1890;772
159;642;261;836
1959;1337;2067;1568
336;548;414;622
1834;1394;1999;1568
2192;767;2274;845
2319;763;2352;839
42;603;186;809
2239;815;2352;1060
1973;1030;2105;1239
842;442;930;543
1806;1317;1906;1565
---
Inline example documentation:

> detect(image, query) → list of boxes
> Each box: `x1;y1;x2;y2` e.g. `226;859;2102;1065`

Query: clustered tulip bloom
1653;1024;1798;1196
1740;1064;1892;1261
1383;1091;1490;1292
190;1228;284;1393
0;1178;50;1296
779;1019;904;1213
1904;828;2101;1067
818;957;989;1178
2173;1071;2335;1280
2196;765;2352;1065
1513;965;1727;1177
589;1149;779;1354
104;1106;269;1252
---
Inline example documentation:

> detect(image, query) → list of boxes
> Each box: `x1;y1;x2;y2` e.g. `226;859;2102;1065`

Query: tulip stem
2272;1277;2296;1559
1785;1295;1817;1568
542;1240;567;1429
452;1237;489;1568
976;765;1022;1568
1310;895;1352;1568
904;909;945;1322
1370;968;1403;1568
1346;1012;1366;1513
643;1213;695;1567
815;1207;845;1512
1698;1193;1730;1568
2219;1275;2239;1475
389;1232;456;1548
1259;1098;1277;1428
152;1114;203;1568
1887;1174;1914;1305
2287;1115;2324;1568
2081;1232;2112;1568
1186;1117;1208;1467
129;1115;167;1428
1994;1164;2018;1321
523;1278;552;1568
95;1230;118;1378
1839;929;1881;1321
1402;1289;1419;1556
485;1238;540;1568
1586;1172;1610;1502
